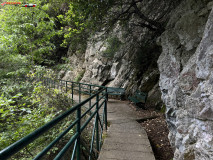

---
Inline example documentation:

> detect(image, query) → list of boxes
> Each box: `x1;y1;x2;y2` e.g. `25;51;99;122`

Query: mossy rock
102;37;122;58
184;150;195;160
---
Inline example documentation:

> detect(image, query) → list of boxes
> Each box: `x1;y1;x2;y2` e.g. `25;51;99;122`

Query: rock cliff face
62;0;213;159
158;0;213;159
64;0;166;103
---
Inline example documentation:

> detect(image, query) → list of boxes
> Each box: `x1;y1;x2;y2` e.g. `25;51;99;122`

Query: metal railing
40;77;107;104
0;77;108;160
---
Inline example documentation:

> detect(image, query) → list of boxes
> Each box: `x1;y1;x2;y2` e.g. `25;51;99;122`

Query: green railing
0;77;108;160
40;77;106;104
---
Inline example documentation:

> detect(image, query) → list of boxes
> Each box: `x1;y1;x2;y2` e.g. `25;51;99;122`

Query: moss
102;132;108;141
74;69;85;82
102;37;122;58
184;150;195;160
160;104;166;113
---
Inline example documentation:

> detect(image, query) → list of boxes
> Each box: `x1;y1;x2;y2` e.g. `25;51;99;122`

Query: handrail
0;76;108;160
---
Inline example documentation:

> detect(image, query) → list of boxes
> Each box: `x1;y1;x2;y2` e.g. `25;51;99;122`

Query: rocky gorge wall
61;0;213;159
158;0;213;159
62;0;167;107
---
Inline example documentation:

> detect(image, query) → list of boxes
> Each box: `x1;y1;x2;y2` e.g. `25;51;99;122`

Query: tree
0;0;59;67
47;0;114;53
104;0;179;34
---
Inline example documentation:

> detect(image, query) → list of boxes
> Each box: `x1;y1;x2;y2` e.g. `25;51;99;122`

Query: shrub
0;79;74;159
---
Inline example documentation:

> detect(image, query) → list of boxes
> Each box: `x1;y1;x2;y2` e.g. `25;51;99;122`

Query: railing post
105;88;108;130
96;94;100;154
79;83;81;103
76;106;81;160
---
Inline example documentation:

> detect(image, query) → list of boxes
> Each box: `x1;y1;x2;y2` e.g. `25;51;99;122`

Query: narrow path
98;99;155;160
71;94;155;159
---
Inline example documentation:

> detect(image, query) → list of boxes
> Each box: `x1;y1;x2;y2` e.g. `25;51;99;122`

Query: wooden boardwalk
98;99;155;160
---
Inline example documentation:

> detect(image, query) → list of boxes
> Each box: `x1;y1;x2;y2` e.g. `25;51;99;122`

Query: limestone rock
158;0;213;159
62;0;166;97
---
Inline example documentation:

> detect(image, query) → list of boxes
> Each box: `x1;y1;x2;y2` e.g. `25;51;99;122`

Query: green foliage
53;57;72;71
0;0;115;70
0;78;74;159
54;63;72;72
57;3;87;47
102;37;122;58
160;104;166;113
0;53;30;78
74;69;85;82
27;65;57;79
48;0;114;55
0;0;60;66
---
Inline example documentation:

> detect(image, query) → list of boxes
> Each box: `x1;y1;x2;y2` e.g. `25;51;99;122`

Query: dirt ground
129;104;174;160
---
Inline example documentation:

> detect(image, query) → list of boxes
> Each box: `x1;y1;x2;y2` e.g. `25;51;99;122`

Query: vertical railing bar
105;89;108;130
76;105;81;160
100;104;106;148
96;94;100;155
97;113;103;131
100;125;103;148
97;112;104;151
71;140;77;160
89;117;97;160
89;85;91;115
79;83;81;103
